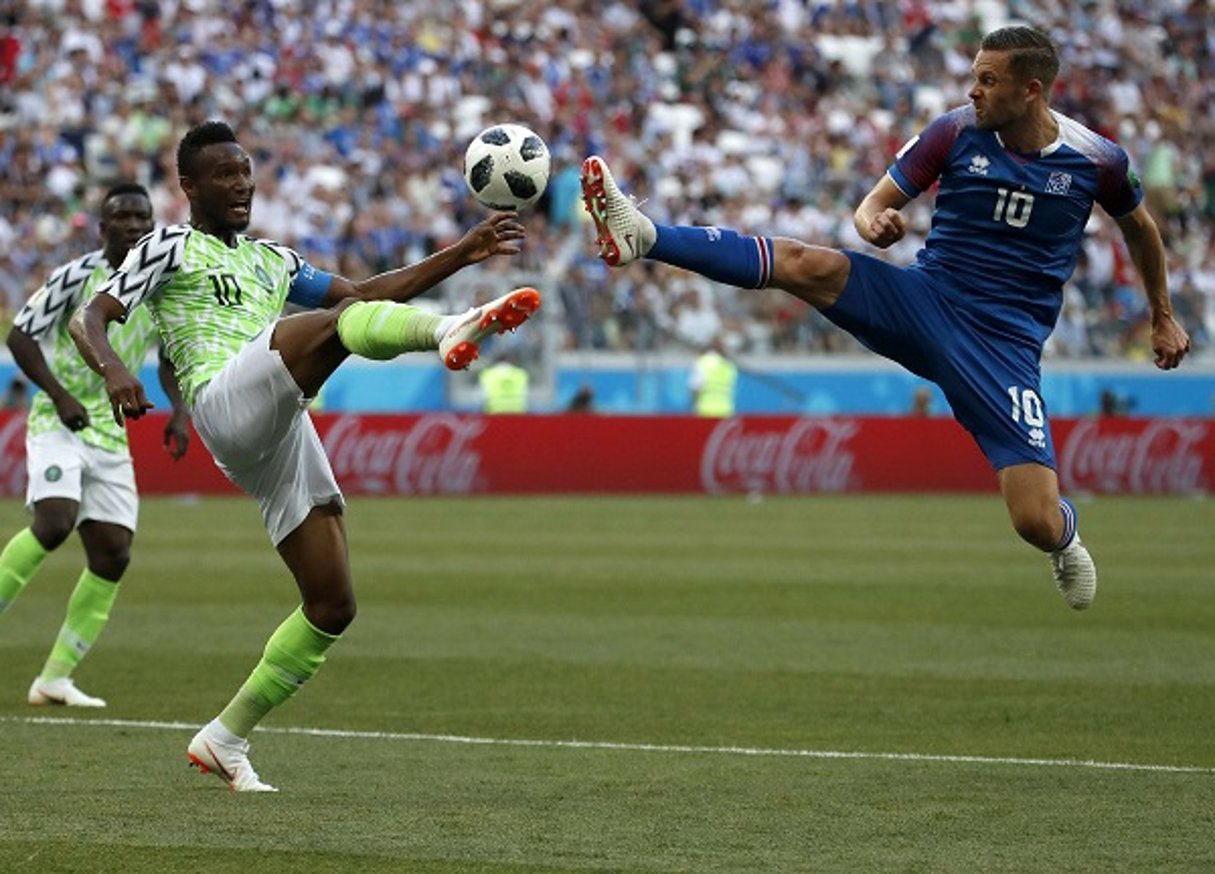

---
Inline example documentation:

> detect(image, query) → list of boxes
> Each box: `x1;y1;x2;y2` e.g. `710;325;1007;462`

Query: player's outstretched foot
1050;536;1097;610
438;287;541;371
28;676;106;707
187;720;278;793
580;156;656;267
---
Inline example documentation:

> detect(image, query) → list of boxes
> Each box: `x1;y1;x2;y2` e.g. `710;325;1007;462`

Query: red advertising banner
0;411;1209;498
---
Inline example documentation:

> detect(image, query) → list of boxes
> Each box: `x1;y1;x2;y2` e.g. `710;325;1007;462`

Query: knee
772;242;848;307
31;517;74;551
88;548;131;583
1008;503;1062;552
305;592;357;635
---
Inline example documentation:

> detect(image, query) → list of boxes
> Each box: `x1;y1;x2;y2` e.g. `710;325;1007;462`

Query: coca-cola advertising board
0;412;1208;498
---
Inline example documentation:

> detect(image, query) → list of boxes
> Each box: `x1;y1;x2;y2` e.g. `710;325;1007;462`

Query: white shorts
191;328;344;546
25;429;139;532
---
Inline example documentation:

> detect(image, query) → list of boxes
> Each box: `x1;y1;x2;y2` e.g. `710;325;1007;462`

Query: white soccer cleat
187;721;278;793
580;155;656;267
28;676;107;708
438;286;541;371
1050;536;1097;610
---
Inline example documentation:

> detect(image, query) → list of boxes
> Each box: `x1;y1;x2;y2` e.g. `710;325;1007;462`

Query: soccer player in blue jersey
581;26;1191;610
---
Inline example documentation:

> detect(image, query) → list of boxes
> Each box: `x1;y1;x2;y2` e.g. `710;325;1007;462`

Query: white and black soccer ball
463;123;551;211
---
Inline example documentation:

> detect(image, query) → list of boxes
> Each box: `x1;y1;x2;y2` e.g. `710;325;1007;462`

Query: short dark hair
177;120;238;178
980;26;1059;91
102;182;150;206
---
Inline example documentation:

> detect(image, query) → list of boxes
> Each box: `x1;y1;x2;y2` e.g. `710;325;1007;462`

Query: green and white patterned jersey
94;224;314;407
15;250;160;455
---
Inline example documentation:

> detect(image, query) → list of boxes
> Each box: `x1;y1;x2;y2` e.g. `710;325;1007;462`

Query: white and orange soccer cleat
187;720;277;793
580;156;656;267
438;286;541;371
28;676;106;707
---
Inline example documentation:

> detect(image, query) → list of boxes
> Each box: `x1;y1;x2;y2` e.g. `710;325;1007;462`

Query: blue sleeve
287;261;333;308
1096;146;1143;219
891;107;969;197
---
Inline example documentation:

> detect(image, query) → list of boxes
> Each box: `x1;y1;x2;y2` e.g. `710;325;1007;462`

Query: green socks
0;527;49;614
218;607;340;738
2;531;121;682
41;569;119;681
336;301;443;360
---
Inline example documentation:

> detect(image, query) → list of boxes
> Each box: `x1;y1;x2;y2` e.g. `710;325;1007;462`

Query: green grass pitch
1;494;1212;873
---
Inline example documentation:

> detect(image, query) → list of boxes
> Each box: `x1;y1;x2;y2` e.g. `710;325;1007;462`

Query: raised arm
1114;203;1190;370
320;212;526;306
853;174;912;249
69;294;153;423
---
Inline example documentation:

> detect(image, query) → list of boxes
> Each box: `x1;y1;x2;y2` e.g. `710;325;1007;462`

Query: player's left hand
460;212;526;263
164;410;190;461
1151;314;1191;370
865;208;906;249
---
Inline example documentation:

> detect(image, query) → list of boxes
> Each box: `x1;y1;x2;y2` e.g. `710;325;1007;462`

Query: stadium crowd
1;0;1212;362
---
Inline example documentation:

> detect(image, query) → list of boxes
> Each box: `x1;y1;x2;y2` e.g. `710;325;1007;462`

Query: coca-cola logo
700;418;859;494
322;414;485;495
1059;419;1210;494
0;414;28;497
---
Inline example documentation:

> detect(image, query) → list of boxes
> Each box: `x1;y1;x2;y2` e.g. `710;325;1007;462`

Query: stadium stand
0;0;1211;362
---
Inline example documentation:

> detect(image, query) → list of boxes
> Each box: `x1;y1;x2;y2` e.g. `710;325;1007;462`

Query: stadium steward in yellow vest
690;338;738;417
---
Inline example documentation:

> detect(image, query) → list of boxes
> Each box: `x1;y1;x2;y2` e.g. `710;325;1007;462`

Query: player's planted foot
580;156;656;267
438;287;541;371
28;676;106;707
1050;536;1097;610
187;720;278;793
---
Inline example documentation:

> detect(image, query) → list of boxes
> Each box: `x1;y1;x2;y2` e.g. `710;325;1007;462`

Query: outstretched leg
581;155;851;309
269;287;542;399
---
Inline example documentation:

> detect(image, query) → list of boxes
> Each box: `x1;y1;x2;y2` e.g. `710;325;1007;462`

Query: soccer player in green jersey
71;120;541;791
0;183;190;707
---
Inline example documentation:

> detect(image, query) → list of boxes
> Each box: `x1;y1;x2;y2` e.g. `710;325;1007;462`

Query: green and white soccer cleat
580;155;657;267
28;676;106;708
1050;536;1097;610
438;287;542;371
187;720;277;793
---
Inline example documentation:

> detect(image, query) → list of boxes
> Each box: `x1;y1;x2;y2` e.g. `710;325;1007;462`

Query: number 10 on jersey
993;187;1034;228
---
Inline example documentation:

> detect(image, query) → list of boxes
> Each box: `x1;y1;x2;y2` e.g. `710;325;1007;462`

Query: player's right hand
54;395;90;432
865;208;906;249
105;370;154;424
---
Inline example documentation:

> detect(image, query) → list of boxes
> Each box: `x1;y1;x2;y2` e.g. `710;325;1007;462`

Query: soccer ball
463;124;551;211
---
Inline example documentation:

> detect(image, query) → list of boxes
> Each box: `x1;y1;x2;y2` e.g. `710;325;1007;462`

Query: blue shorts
823;251;1055;471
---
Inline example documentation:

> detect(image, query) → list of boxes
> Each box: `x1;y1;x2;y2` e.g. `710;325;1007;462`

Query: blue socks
1057;497;1078;549
650;225;774;289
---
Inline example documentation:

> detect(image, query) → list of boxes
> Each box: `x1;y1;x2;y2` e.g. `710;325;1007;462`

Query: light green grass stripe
7;714;1212;776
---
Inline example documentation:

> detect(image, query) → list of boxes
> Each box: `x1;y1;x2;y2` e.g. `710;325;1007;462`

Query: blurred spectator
690;335;737;417
1099;388;1134;417
2;376;28;411
567;383;595;413
0;0;1210;364
909;385;933;417
479;350;530;414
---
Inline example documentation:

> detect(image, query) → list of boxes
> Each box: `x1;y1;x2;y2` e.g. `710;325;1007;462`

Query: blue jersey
888;106;1142;344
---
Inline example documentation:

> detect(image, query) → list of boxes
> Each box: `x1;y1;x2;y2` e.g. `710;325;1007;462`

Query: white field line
5;714;1213;776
